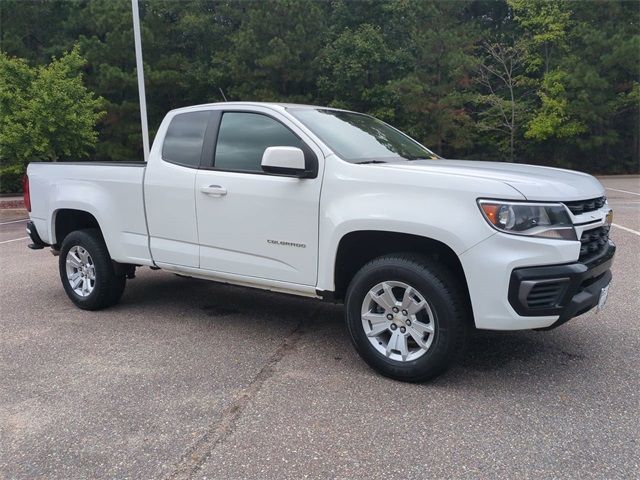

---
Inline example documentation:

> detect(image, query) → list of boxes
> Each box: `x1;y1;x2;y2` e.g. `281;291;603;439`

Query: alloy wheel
361;281;436;362
65;245;96;297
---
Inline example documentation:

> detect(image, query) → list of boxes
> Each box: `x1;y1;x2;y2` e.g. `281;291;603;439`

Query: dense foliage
0;0;638;192
0;46;105;191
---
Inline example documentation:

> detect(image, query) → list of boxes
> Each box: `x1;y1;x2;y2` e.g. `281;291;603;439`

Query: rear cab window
162;111;211;168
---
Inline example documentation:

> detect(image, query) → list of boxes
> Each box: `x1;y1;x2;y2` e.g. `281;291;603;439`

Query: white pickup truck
25;102;615;381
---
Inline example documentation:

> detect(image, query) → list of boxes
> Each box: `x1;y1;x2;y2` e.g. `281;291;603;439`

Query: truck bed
27;162;152;265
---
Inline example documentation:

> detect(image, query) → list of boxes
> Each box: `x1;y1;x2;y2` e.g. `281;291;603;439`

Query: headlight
477;200;576;240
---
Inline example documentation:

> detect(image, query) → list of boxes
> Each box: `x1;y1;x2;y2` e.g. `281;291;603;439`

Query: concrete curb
0;199;25;209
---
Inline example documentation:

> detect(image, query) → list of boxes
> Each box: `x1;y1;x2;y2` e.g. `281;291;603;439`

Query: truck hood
376;159;604;201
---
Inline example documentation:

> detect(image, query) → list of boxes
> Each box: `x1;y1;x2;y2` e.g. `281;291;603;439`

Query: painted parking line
606;187;640;196
0;218;28;226
612;223;640;237
0;236;29;245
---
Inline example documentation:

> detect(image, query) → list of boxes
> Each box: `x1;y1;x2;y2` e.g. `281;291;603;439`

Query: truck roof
169;101;349;115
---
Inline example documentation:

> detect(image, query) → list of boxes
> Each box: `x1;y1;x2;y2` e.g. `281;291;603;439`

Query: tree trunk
510;128;515;163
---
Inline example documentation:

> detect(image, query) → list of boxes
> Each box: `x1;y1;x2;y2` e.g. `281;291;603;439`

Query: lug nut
405;319;411;326
400;327;406;333
402;309;408;316
390;324;397;331
392;307;399;313
387;314;394;320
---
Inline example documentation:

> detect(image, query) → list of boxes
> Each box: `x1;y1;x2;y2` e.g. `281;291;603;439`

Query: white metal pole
131;0;150;162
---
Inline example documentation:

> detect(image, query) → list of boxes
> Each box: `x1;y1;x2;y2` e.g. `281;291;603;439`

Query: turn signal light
480;203;500;226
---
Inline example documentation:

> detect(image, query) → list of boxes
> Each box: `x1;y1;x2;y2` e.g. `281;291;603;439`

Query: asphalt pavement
1;176;638;479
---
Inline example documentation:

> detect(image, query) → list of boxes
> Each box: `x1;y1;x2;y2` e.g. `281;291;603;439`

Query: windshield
288;108;439;163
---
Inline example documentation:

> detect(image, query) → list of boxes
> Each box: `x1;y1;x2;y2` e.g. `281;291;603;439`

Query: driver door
195;108;323;285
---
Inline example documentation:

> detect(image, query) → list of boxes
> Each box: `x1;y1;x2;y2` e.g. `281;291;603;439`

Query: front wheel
59;229;126;310
345;254;469;382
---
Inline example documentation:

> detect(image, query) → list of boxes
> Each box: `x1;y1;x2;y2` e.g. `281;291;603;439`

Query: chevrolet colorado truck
24;102;616;381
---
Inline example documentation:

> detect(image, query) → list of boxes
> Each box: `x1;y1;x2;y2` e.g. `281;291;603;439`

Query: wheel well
333;231;471;305
54;209;101;248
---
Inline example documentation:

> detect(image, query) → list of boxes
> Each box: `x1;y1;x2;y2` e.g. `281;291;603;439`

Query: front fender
316;158;525;292
317;192;496;292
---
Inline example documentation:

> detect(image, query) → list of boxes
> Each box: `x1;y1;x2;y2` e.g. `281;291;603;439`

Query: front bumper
460;226;616;330
508;241;615;329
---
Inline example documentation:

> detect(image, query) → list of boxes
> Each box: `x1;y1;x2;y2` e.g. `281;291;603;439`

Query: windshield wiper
356;160;387;164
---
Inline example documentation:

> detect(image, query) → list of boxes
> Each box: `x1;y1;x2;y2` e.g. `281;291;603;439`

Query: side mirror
261;146;311;177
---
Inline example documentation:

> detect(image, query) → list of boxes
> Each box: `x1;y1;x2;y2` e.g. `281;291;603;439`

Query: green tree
508;0;572;73
0;0;637;174
0;46;105;191
213;0;327;102
317;24;399;114
525;69;587;141
511;0;639;171
383;0;478;155
474;41;529;162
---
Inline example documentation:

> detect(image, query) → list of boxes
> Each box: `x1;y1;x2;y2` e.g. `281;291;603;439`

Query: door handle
200;185;227;196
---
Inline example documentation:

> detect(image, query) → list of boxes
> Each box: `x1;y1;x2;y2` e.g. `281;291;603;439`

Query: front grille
563;196;606;215
525;281;567;309
579;226;610;263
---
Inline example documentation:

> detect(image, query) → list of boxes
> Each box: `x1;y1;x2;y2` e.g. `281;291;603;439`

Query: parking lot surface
1;177;639;479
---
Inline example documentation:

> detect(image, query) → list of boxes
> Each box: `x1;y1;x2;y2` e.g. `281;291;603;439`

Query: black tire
59;229;126;310
345;253;469;382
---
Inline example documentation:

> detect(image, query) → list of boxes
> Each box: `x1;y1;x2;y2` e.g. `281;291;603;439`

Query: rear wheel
59;229;126;310
345;254;469;382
